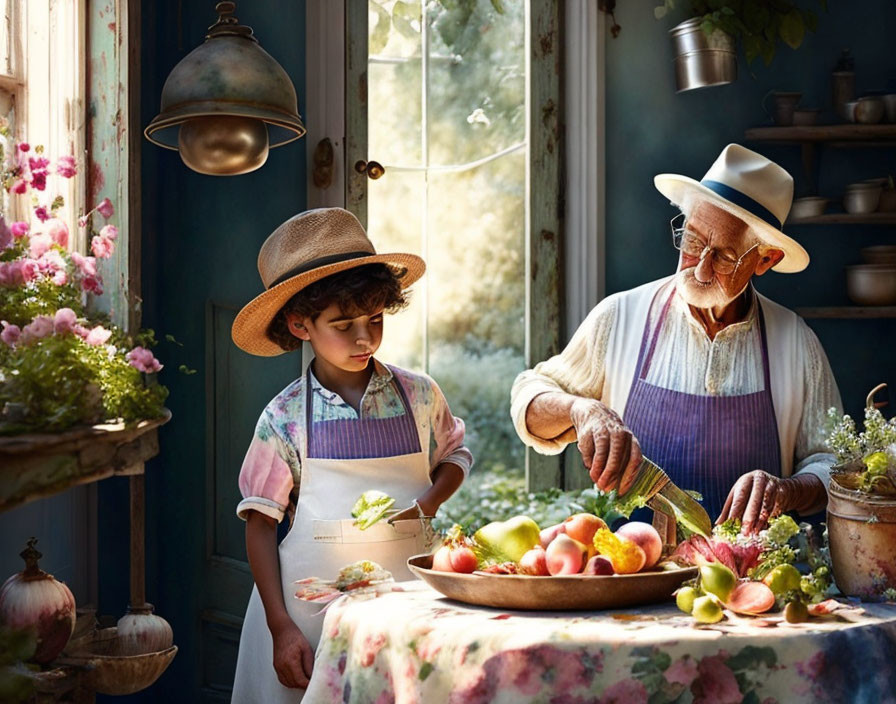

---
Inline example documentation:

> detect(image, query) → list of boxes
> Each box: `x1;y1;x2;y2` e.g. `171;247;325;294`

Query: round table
303;581;896;704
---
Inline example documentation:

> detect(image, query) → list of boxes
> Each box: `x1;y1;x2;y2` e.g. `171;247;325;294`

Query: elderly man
511;144;842;533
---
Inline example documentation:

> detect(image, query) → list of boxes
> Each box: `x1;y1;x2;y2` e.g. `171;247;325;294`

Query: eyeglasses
670;213;758;276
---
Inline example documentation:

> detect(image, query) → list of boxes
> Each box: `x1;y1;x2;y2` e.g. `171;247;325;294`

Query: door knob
354;159;385;180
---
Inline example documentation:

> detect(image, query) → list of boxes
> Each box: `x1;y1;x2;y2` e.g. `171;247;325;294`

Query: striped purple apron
623;288;782;520
305;364;422;460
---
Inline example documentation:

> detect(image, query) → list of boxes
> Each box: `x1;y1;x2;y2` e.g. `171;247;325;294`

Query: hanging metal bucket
670;18;736;93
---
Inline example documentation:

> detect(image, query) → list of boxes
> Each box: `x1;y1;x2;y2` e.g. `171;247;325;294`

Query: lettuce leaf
351;490;396;530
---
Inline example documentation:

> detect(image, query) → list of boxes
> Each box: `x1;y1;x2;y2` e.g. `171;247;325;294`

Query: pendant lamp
144;1;305;176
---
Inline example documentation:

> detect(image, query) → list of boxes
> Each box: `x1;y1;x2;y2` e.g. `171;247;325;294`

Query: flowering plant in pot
0;127;167;435
655;0;825;67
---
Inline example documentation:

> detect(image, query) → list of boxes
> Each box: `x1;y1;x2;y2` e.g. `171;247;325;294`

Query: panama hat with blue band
654;143;809;274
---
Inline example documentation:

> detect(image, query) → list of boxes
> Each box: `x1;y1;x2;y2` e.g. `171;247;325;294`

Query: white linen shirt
511;276;842;492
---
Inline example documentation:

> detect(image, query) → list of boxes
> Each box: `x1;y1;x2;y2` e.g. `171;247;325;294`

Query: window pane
366;0;528;476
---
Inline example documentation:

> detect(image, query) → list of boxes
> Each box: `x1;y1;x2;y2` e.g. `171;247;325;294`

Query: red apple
448;546;478;574
519;546;550;576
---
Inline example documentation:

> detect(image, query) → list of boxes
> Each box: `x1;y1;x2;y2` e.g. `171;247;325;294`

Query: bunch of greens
351;490;397;530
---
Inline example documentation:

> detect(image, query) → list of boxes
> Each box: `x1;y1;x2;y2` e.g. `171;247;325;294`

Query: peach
432;545;454;572
545;534;588;575
539;522;566;549
583;555;615;575
519;546;550;576
615;521;663;568
563;513;608;549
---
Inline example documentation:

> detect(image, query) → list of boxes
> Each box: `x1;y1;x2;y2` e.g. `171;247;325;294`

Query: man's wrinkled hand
718;470;788;534
569;398;642;494
270;620;315;689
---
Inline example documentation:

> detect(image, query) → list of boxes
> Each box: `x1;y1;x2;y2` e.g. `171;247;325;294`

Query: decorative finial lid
206;1;257;42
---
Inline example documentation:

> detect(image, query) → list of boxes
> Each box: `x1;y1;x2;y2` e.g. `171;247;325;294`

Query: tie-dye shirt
236;359;473;523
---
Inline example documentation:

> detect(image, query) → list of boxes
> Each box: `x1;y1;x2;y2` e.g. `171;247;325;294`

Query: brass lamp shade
144;2;305;175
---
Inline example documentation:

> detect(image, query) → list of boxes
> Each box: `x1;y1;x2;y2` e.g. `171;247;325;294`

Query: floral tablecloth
303;581;896;704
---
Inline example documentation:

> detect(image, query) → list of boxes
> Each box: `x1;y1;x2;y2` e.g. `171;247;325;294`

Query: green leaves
351;490;396;530
778;9;805;49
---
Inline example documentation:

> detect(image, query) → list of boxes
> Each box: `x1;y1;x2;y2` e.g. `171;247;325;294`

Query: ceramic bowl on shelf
788;196;827;220
861;245;896;266
843;183;883;214
845;264;896;306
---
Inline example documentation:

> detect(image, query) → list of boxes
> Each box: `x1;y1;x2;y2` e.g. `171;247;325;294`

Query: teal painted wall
97;1;307;700
604;1;896;421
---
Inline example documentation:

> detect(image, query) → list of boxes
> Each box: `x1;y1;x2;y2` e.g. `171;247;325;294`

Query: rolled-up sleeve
510;297;617;454
429;379;473;477
236;413;297;522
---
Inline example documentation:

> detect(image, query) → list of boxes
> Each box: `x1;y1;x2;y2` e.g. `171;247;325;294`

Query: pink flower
599;678;649;704
84;325;112;346
96;198;114;219
77;215;87;228
17;142;30;152
29;233;53;259
34;206;50;222
666;656;699;687
81;274;103;295
11;179;27;194
20;315;54;344
91;234;114;259
11;221;29;238
99;224;118;241
30;171;47;191
37;249;65;274
71;251;97;277
6;259;40;285
28;156;50;172
45;218;69;248
72;324;90;339
692;655;742;704
52;269;67;286
0;321;20;346
56;155;77;178
53;308;77;334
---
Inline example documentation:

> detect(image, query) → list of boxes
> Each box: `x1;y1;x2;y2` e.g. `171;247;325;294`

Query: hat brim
654;174;809;274
231;252;426;356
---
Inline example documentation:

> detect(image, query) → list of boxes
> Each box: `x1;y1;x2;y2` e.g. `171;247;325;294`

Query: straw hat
232;207;425;356
654;143;809;273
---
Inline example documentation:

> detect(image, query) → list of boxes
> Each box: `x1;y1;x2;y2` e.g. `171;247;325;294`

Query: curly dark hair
267;263;410;352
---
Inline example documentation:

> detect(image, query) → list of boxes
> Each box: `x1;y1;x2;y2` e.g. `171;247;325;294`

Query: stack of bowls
843;181;883;214
788;196;827;221
846;246;896;305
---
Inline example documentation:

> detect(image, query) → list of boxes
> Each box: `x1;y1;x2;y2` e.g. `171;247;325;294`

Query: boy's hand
270;620;314;689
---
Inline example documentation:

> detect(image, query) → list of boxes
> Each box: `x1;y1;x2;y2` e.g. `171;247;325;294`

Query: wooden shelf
0;410;171;512
796;306;896;318
788;212;896;225
746;124;896;144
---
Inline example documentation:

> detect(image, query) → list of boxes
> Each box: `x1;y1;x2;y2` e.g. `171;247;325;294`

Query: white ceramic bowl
788;196;828;220
844;184;883;213
846;265;896;305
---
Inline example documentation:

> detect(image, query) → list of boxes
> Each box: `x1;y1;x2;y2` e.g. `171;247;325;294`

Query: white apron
231;366;434;703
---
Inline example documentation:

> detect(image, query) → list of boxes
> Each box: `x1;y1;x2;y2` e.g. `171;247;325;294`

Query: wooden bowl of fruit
407;515;697;611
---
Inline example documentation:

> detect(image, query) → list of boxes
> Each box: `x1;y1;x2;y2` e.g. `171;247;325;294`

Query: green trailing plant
655;0;827;66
